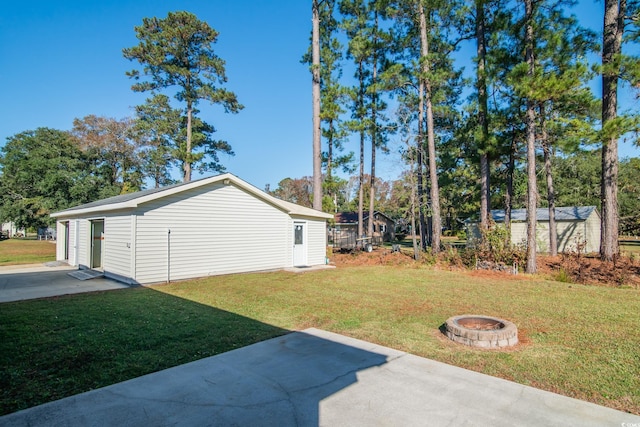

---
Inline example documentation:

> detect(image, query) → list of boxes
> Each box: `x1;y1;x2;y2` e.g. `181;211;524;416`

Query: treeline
303;0;639;269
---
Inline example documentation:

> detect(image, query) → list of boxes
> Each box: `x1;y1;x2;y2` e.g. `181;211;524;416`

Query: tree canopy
0;128;118;229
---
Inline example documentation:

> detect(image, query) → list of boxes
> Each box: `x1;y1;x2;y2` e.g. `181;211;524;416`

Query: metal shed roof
491;206;598;222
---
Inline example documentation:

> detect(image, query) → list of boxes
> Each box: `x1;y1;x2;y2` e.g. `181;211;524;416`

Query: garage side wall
77;219;89;268
56;221;66;261
103;212;133;283
134;183;292;284
304;217;327;266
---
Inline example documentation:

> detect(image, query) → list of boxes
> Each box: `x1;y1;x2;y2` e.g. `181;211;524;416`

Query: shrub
473;222;526;270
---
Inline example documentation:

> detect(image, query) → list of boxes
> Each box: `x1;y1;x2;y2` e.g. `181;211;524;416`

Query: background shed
51;173;333;284
468;206;601;253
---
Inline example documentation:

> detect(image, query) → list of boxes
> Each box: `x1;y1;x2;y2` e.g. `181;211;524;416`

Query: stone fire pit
444;315;518;348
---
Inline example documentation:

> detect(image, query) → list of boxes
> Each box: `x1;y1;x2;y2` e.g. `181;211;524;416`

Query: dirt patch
330;248;640;288
330;249;418;267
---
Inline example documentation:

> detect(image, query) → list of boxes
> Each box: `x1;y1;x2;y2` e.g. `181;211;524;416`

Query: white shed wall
77;219;89;268
56;221;66;261
510;217;600;253
103;213;133;282
304;217;328;265
584;212;601;253
134;183;292;284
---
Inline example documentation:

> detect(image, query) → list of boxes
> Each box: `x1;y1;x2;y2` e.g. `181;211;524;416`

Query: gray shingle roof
51;173;334;220
491;206;597;222
60;180;189;212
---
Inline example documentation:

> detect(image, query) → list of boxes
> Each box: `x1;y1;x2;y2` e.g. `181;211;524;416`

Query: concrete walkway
0;263;130;303
2;328;638;426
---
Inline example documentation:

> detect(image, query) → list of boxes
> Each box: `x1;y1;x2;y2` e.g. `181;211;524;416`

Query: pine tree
123;11;242;182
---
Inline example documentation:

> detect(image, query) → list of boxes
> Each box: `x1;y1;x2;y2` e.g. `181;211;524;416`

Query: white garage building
51;173;333;285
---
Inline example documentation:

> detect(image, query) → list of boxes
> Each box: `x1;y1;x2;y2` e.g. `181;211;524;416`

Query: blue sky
0;1;638;192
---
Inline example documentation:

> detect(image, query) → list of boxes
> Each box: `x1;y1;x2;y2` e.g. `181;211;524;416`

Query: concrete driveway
1;328;638;426
0;263;130;303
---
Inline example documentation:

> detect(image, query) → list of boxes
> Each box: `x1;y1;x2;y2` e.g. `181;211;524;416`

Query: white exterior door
91;219;104;269
293;222;307;266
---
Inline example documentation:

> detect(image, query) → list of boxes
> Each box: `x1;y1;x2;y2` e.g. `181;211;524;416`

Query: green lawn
0;239;56;266
1;266;639;416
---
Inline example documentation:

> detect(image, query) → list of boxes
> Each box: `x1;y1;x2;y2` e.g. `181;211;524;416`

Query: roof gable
51;173;333;220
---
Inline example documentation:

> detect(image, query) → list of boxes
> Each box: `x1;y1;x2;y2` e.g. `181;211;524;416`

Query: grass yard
0;239;56;266
1;265;639;416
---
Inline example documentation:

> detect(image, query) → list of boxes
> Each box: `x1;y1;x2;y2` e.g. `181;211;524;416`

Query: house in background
51;173;333;285
1;222;25;238
329;211;396;250
467;206;601;254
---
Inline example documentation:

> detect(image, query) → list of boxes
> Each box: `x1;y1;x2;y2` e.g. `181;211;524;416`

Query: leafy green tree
133;94;180;188
123;11;243;182
71;115;143;193
0;128;113;229
271;177;313;207
524;7;597;255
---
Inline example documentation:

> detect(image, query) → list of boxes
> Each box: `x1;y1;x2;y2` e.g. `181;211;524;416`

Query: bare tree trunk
600;0;624;261
505;137;516;242
312;0;323;211
357;62;365;240
476;0;491;233
419;2;441;253
417;82;427;251
525;0;537;273
184;102;192;182
406;131;420;260
541;107;557;256
368;10;379;239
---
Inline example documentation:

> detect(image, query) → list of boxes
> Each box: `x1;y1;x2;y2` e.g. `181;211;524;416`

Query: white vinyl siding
56;221;66;261
584;213;601;253
470;210;601;254
303;217;327;266
77;219;89;268
103;213;132;281
68;220;78;266
134;183;291;284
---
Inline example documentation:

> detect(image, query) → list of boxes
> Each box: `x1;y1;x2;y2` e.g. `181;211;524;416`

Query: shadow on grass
0;286;389;425
0;287;289;415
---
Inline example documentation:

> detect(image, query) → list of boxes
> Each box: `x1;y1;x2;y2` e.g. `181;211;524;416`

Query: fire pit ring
444;315;518;348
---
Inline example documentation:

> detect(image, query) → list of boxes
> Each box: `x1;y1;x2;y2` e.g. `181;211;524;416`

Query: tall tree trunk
312;0;323;211
505;137;516;242
417;81;428;251
184;102;192;182
476;0;491;233
407;134;420;260
368;10;379;239
357;61;365;240
419;2;441;253
327;120;334;182
600;0;624;261
541;106;558;256
524;0;537;273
